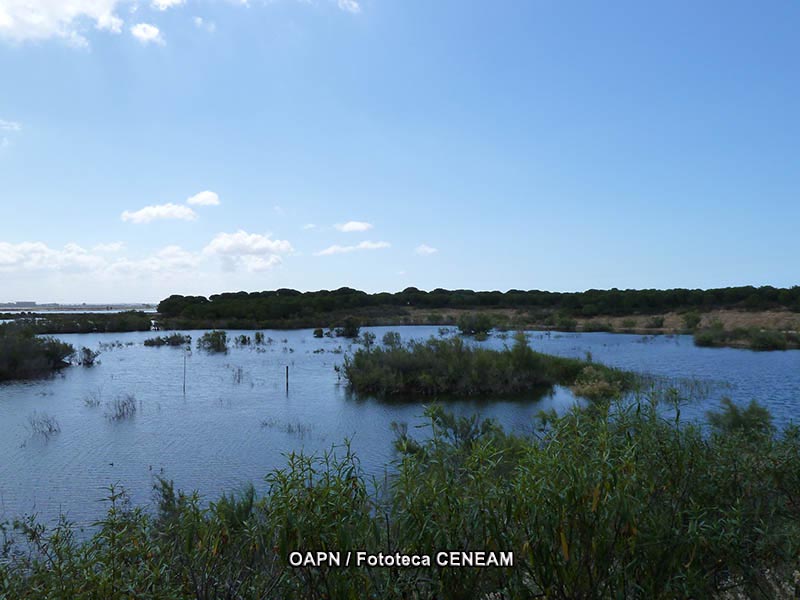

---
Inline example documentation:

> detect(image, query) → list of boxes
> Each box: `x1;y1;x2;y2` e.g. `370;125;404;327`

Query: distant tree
335;317;361;339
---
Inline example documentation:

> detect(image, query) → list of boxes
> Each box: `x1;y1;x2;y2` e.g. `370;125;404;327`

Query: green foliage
682;311;702;331
3;403;799;599
335;316;361;339
456;312;494;336
694;326;791;351
10;311;153;334
360;331;376;349
582;320;614;332
343;335;631;398
707;398;774;438
197;330;228;353
0;325;74;381
645;316;665;329
156;285;800;329
143;333;191;347
382;331;402;349
555;314;577;332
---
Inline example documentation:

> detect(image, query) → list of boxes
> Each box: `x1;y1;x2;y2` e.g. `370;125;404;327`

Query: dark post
285;365;289;393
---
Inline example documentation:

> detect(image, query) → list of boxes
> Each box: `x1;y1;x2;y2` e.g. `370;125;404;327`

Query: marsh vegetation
2;398;799;599
343;333;632;400
0;324;74;381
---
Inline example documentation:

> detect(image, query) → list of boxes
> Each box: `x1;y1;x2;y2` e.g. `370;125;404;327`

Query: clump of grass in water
285;421;311;438
78;347;100;366
105;393;137;421
27;411;61;438
84;389;102;407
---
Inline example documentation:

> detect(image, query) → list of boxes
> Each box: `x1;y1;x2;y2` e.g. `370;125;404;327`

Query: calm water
0;326;798;528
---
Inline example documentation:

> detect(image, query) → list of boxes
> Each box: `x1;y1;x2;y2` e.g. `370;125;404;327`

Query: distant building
14;301;37;307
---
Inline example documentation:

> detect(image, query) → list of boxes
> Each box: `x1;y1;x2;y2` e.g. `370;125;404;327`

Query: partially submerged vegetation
344;333;632;400
2;399;799;599
143;333;192;347
5;311;152;334
0;324;74;381
197;330;228;353
694;323;799;351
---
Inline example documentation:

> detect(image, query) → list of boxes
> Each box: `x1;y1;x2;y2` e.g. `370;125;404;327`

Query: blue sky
1;0;798;303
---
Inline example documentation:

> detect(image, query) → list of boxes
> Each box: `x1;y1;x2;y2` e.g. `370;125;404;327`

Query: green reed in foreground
2;397;799;599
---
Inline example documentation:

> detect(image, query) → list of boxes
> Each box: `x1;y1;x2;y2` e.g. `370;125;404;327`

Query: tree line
157;285;800;323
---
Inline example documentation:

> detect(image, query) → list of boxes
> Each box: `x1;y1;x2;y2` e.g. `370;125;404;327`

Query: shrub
197;330;228;353
3;403;800;599
78;347;100;366
582;321;613;332
0;326;74;381
682;312;702;331
343;335;631;398
382;331;402;348
312;328;324;338
645;316;665;329
457;313;494;336
555;315;577;332
144;333;191;347
335;317;361;339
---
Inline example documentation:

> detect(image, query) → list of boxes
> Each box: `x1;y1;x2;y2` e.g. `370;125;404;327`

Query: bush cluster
0;325;74;381
343;334;631;399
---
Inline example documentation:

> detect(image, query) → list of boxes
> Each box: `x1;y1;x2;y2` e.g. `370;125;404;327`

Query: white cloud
93;242;125;252
109;245;200;274
0;241;107;272
0;0;125;46
415;243;438;256
203;230;293;271
315;240;390;256
121;203;197;224
193;16;216;32
335;220;373;233
337;0;360;13
152;0;184;10
186;190;220;206
130;22;163;45
302;223;316;230
0;119;22;132
96;12;123;33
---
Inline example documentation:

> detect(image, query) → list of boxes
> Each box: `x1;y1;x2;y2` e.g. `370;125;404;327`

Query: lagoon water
1;326;798;528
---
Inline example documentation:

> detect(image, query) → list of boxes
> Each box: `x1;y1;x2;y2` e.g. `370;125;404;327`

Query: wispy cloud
415;243;438;256
0;120;22;132
130;23;164;45
186;190;220;206
152;0;185;10
193;16;216;33
335;221;373;233
121;203;197;224
315;240;390;256
337;0;361;14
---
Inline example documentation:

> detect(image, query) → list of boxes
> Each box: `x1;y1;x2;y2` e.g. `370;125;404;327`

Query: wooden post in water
183;350;187;395
285;365;289;394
